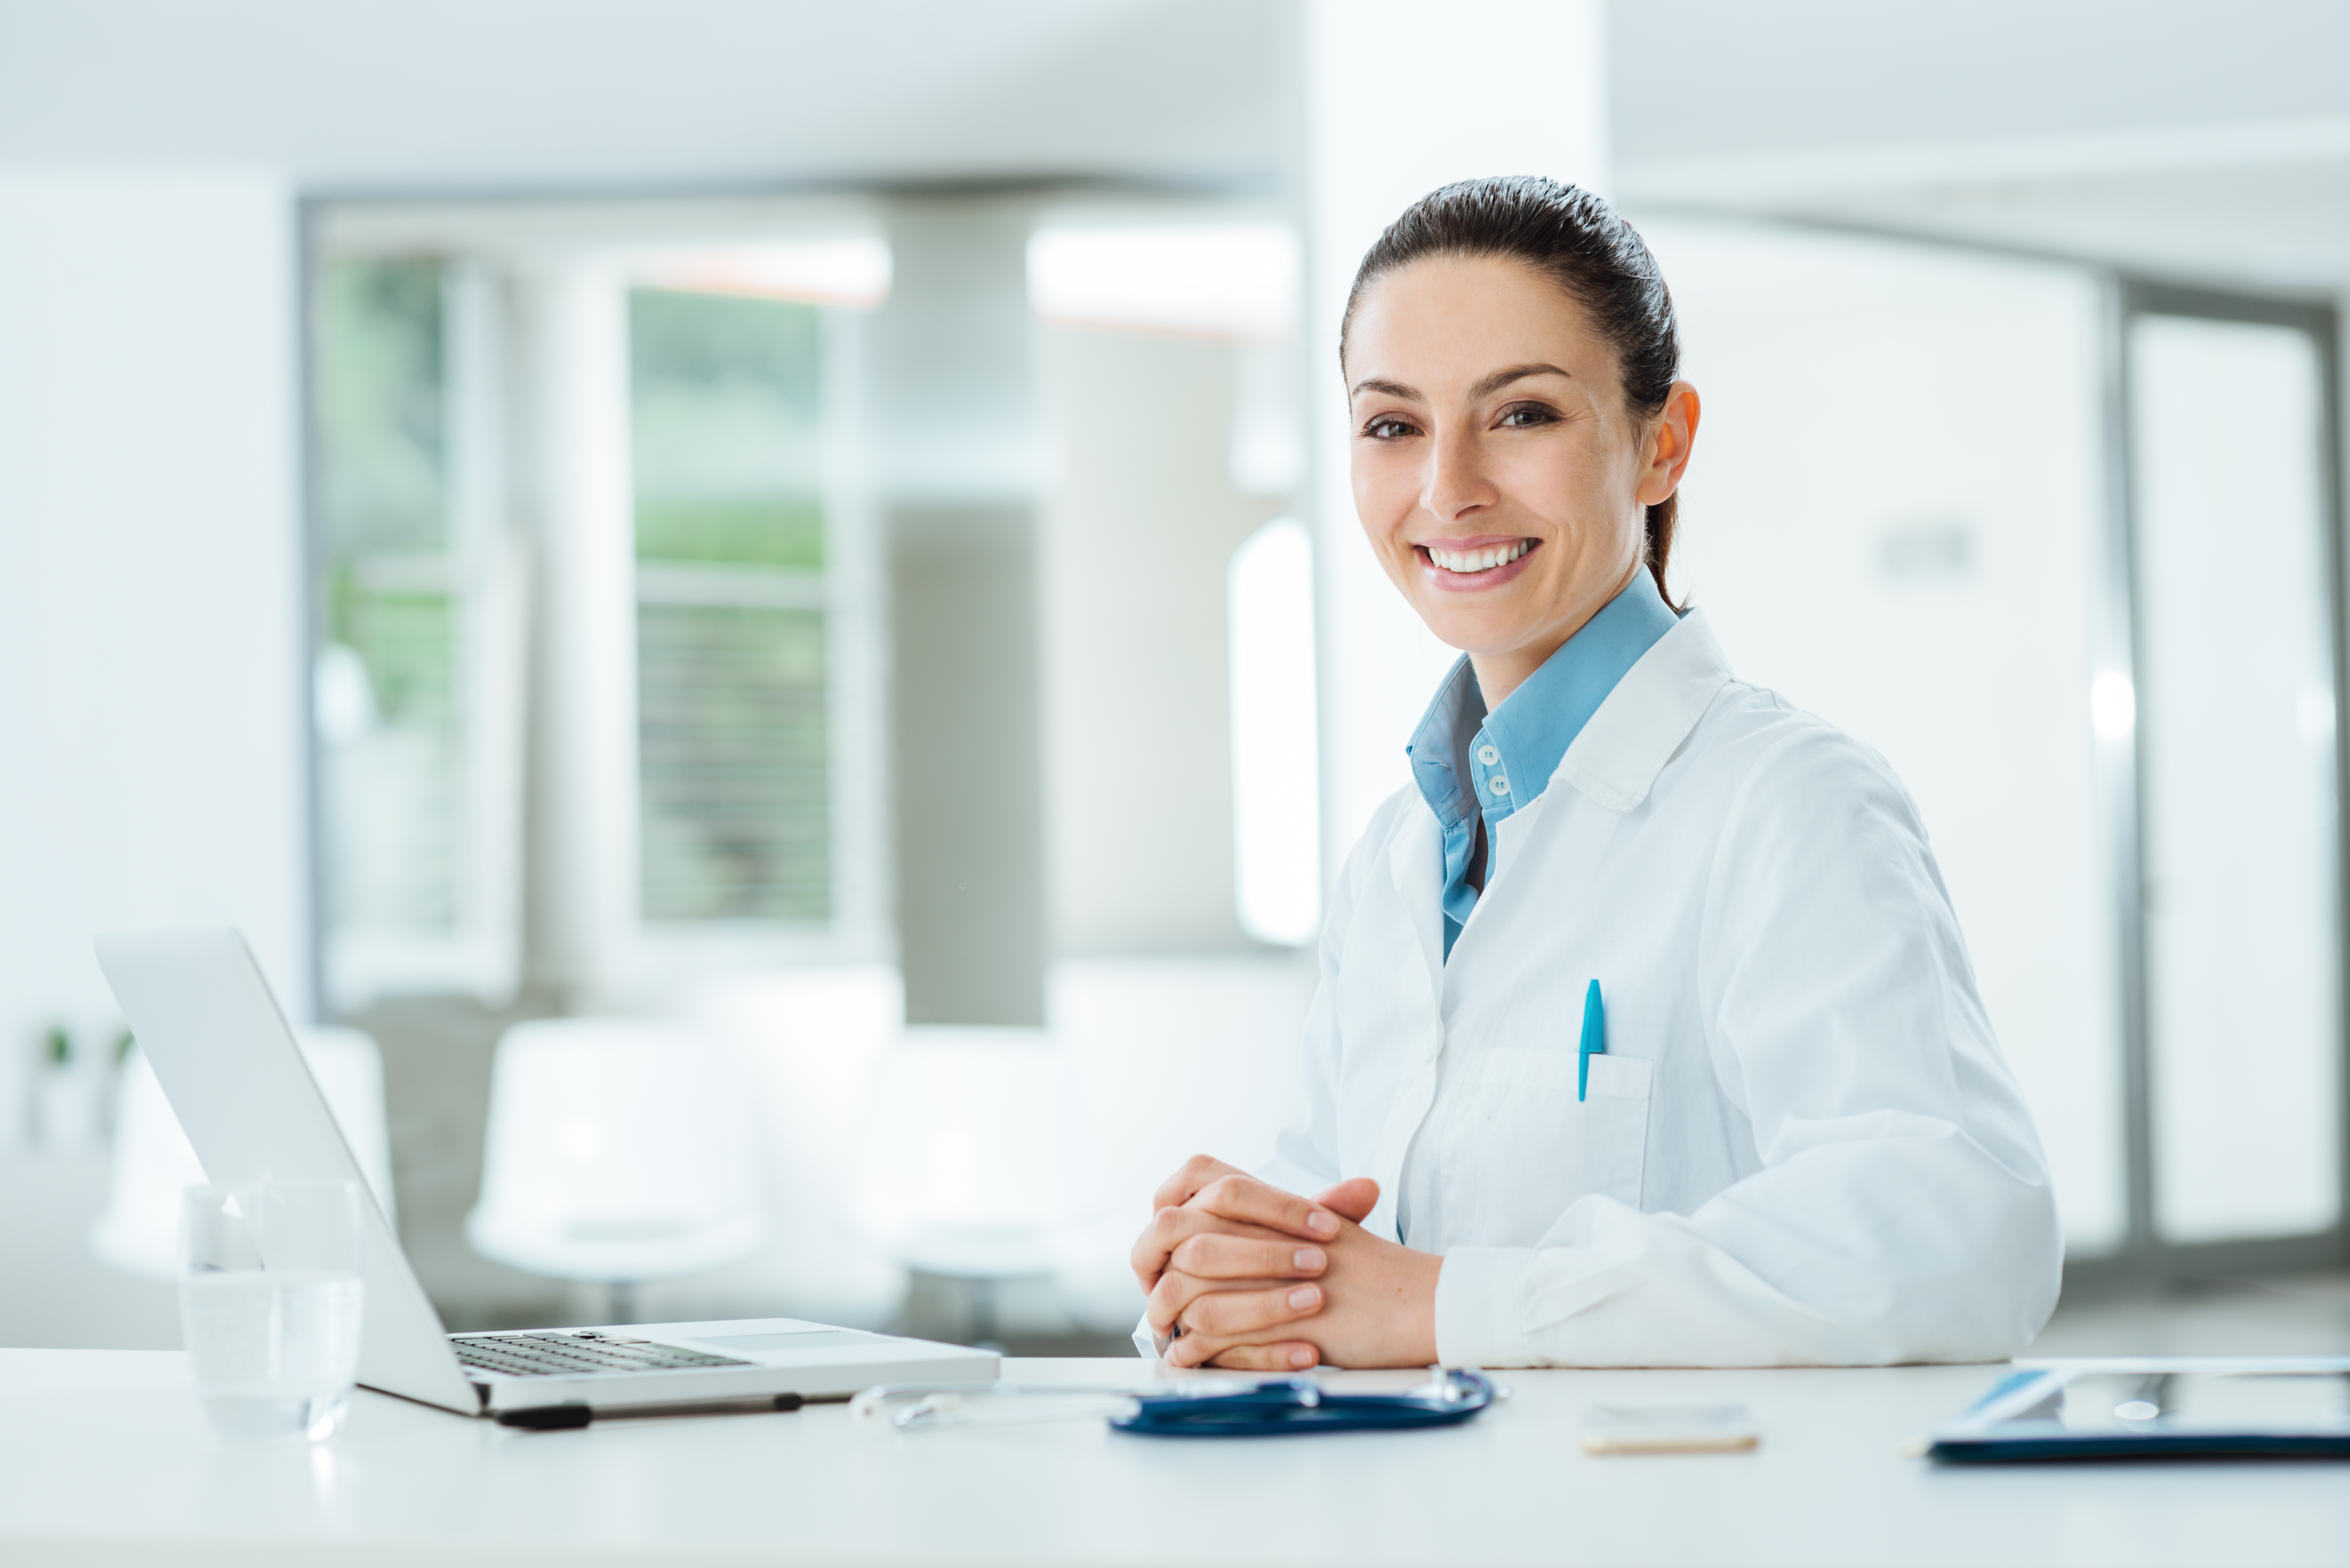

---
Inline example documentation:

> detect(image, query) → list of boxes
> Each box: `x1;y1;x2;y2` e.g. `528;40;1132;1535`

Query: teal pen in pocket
1578;979;1605;1101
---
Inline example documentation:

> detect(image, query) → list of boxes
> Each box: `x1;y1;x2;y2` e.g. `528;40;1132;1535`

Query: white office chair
682;965;909;1324
855;1028;1081;1346
464;1018;768;1321
93;1026;398;1281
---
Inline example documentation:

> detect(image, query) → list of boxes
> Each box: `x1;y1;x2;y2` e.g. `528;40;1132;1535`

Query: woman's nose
1421;426;1497;520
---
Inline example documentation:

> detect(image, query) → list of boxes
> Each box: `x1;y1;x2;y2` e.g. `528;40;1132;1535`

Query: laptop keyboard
451;1332;756;1380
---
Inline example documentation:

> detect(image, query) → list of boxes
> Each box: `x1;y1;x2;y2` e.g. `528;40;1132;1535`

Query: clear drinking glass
179;1180;366;1440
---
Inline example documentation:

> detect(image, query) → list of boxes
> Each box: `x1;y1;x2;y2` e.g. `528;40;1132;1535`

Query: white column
0;173;311;1086
509;264;641;1006
1300;0;1611;868
868;199;1047;1026
818;306;890;962
443;262;528;1006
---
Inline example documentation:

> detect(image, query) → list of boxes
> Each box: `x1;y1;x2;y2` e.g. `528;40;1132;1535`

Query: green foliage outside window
317;258;446;556
326;574;455;731
631;289;825;568
630;287;834;925
316;255;455;729
313;255;461;935
634;496;825;569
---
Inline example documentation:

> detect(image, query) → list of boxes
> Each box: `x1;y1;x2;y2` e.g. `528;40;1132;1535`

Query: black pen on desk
497;1393;806;1430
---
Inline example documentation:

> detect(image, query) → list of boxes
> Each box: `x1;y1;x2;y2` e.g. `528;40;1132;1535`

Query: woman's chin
1416;610;1538;660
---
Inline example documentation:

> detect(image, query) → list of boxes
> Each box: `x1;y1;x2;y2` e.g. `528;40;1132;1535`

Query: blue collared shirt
1406;568;1680;960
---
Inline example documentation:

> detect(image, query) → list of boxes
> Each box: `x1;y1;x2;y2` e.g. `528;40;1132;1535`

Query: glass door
2120;283;2346;1268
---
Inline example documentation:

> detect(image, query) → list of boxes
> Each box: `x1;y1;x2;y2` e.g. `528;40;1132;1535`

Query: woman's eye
1363;417;1419;440
1497;405;1557;429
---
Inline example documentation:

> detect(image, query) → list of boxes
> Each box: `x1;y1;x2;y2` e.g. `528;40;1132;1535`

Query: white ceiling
6;0;2348;292
1610;0;2350;165
1610;0;2350;291
0;0;1285;191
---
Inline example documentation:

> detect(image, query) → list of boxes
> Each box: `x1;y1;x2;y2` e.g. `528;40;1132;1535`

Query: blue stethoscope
854;1368;1500;1436
1116;1369;1497;1437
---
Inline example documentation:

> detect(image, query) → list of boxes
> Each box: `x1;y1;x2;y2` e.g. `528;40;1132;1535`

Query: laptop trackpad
699;1331;885;1353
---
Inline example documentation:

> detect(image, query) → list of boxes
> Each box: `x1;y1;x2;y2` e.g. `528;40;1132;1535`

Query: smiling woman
1128;177;2063;1372
1340;183;1696;709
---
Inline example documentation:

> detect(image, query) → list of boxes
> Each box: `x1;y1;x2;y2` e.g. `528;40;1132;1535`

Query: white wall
0;173;311;1113
1301;0;1611;870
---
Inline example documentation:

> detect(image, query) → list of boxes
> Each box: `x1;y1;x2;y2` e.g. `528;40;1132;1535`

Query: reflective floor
2030;1271;2350;1358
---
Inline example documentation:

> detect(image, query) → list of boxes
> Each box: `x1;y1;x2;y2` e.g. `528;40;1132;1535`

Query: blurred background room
2;0;2346;1356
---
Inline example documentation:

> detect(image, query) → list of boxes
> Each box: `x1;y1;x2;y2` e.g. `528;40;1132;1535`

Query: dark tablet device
1929;1357;2350;1462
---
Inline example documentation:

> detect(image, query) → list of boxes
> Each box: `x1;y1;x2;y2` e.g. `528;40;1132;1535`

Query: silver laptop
95;927;997;1425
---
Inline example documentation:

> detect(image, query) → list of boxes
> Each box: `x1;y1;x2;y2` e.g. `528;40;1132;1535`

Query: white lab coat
1251;608;2062;1367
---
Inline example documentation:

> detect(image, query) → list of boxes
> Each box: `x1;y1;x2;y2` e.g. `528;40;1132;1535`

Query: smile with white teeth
1425;539;1532;574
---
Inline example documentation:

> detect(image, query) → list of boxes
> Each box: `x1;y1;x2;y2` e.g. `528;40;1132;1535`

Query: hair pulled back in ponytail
1340;176;1686;610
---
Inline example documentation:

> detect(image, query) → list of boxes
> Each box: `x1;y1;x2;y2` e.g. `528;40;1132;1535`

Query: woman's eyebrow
1349;375;1422;402
1470;362;1573;399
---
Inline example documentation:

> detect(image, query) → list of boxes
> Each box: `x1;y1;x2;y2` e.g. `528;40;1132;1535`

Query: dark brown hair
1340;175;1686;609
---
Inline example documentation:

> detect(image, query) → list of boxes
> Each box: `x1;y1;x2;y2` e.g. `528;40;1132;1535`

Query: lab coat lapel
1551;610;1734;812
1438;614;1734;972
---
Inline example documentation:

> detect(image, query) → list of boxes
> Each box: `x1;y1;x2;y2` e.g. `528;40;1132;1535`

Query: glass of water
180;1180;366;1440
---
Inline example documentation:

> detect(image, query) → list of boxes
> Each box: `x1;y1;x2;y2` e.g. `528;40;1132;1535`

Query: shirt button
1477;745;1499;765
1490;775;1511;796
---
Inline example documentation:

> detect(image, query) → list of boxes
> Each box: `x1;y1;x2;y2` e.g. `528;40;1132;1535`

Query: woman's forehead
1348;256;1602;384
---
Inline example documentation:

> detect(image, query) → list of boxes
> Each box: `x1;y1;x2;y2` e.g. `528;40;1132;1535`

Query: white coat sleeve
1433;728;2064;1367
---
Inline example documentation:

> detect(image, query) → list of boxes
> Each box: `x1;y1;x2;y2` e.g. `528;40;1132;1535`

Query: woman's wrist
1397;1246;1444;1365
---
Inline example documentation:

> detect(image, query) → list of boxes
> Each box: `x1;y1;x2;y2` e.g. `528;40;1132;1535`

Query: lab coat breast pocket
1434;1048;1655;1244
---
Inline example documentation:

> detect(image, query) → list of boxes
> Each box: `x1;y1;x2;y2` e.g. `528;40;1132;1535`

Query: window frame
627;301;890;974
2084;277;2350;1286
300;199;894;1012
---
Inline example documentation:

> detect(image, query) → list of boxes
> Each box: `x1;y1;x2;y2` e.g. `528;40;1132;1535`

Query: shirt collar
1405;566;1681;829
1552;606;1734;812
1404;657;1487;835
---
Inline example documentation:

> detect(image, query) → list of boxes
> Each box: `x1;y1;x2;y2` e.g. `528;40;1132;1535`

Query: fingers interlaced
1149;1153;1243;1214
1131;1166;1340;1302
1145;1264;1278;1333
1151;1273;1323;1339
1186;1174;1342;1244
1170;1233;1326;1282
1162;1323;1322;1371
1204;1341;1322;1372
1138;1163;1354;1373
1131;1207;1305;1294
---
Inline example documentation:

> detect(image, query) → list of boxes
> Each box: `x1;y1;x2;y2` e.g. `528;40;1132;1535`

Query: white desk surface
2;1349;2339;1567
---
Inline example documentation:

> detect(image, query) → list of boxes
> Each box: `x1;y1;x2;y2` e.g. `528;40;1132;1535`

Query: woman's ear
1636;381;1702;507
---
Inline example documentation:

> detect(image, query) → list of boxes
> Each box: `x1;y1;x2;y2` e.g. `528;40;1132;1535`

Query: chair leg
968;1276;1000;1351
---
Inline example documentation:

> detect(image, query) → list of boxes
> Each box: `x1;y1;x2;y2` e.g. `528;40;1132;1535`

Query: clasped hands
1127;1155;1440;1370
